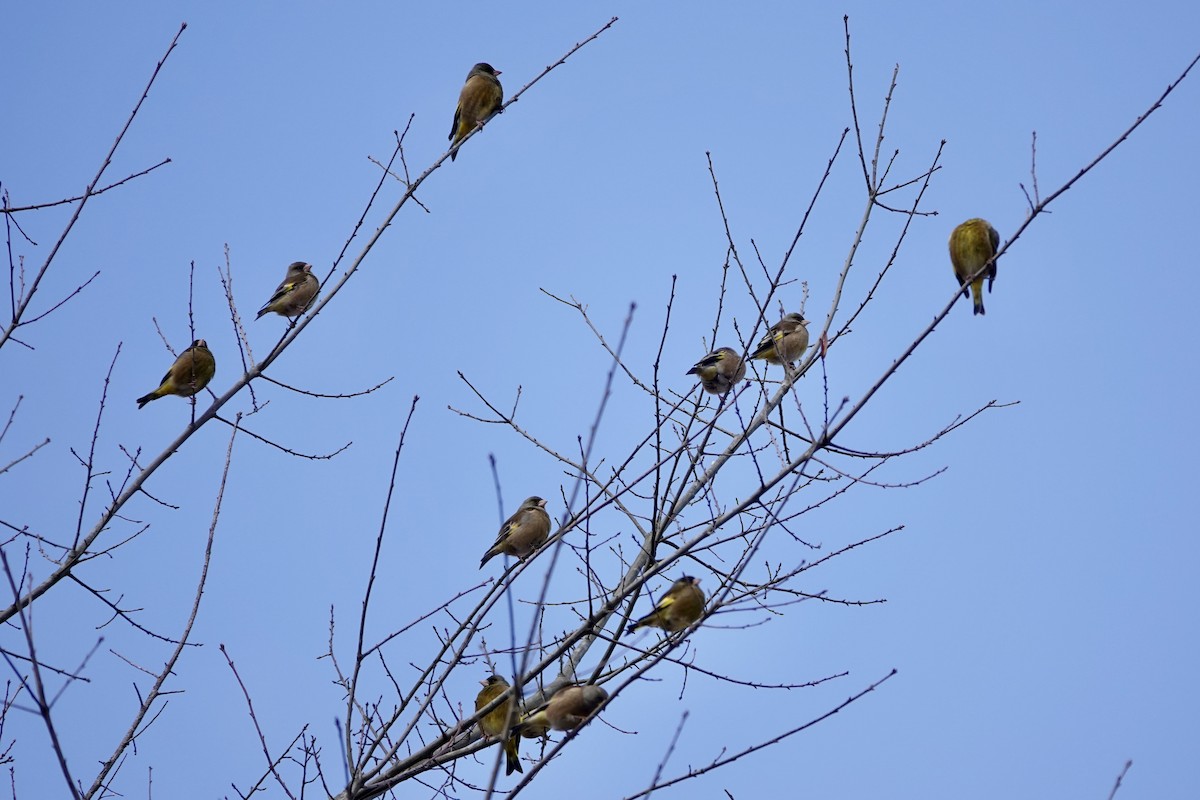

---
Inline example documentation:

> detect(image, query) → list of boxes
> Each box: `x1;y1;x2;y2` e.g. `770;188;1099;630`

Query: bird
474;675;522;775
136;339;216;409
256;261;319;319
626;576;705;635
479;496;551;568
948;218;1000;316
516;685;608;735
687;346;746;395
750;313;810;365
449;63;503;161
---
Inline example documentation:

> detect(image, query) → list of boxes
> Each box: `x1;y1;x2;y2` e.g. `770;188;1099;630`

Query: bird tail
136;391;159;409
479;548;498;569
971;280;986;316
504;735;523;775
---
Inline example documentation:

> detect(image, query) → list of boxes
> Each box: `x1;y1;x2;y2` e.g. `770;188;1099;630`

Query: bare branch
0;23;186;351
0;159;171;213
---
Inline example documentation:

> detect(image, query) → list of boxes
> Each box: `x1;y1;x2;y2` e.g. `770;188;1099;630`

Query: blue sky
3;2;1198;798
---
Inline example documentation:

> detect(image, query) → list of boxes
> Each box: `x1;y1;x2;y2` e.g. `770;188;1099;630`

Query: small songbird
475;675;522;775
256;261;320;319
479;496;551;568
517;685;608;734
136;339;216;409
449;62;504;161
948;218;1000;316
751;313;810;365
687;346;746;395
626;576;705;635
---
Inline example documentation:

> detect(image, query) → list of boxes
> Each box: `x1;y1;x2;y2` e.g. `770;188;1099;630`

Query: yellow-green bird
475;675;522;775
687;346;746;395
479;496;551;568
626;576;705;635
948;218;1000;316
256;261;319;319
751;313;810;365
136;339;216;409
517;685;608;734
449;62;503;161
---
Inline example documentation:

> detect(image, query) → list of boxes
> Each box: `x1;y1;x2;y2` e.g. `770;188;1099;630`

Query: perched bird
948;218;1000;316
517;685;608;735
475;675;522;775
751;313;810;365
687;346;746;395
256;261;320;319
626;576;705;635
449;63;504;161
479;496;551;569
136;339;216;409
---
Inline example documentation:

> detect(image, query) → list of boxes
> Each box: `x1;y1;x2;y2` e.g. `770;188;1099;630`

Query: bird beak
494;70;503;76
537;499;547;508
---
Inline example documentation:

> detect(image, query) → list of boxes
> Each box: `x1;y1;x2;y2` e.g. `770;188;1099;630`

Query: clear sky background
2;2;1198;798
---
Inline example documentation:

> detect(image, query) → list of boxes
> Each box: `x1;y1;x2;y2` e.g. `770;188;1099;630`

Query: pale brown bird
474;675;522;775
626;576;705;635
517;685;608;735
449;62;503;161
687;346;746;394
479;496;551;568
750;313;810;365
256;261;319;319
136;339;216;409
948;218;1000;315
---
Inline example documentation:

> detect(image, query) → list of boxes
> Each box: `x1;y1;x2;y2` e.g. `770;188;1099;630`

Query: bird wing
687;351;720;375
654;591;678;611
751;330;779;358
986;225;1000;289
267;278;300;306
493;515;519;546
